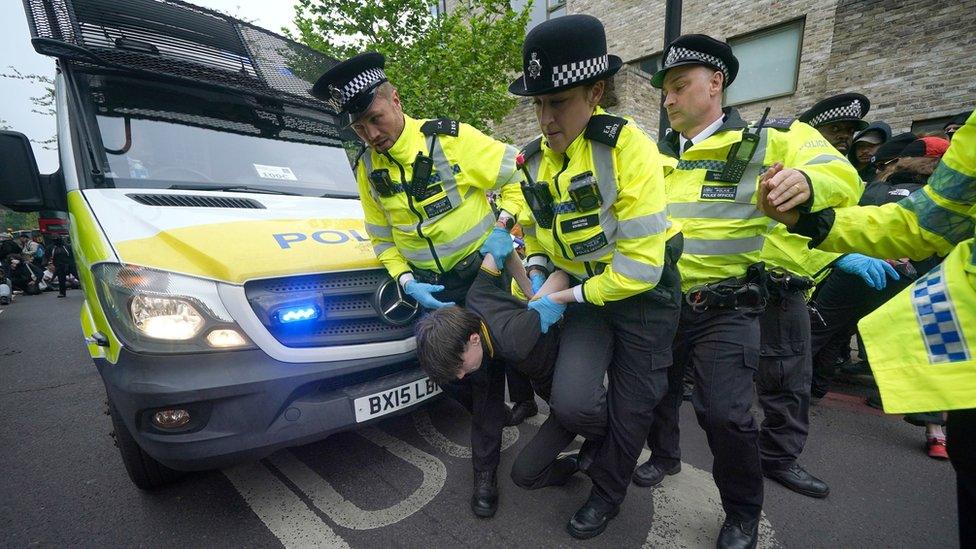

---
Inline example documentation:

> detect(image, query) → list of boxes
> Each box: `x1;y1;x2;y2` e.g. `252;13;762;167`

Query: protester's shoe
566;493;619;539
470;469;498;518
764;463;829;498
632;459;681;487
717;517;759;549
927;437;949;460
548;453;580;486
505;399;538;426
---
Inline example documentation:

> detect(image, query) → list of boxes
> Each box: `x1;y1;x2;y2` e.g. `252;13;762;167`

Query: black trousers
757;290;811;471
56;265;69;296
512;291;679;505
648;303;764;522
439;358;508;472
506;366;534;403
948;408;976;547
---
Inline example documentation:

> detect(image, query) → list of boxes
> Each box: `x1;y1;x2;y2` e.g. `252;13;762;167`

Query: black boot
566;492;619;539
632;459;681;487
717;517;759;549
470;469;498;518
764;463;829;498
505;399;539;426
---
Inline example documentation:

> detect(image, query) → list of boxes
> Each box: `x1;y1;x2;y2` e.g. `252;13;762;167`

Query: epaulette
420;118;460;137
520;136;543;160
584;114;628;147
352;144;368;168
762;117;795;130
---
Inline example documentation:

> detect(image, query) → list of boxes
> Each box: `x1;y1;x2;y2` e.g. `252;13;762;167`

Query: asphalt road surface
0;290;958;547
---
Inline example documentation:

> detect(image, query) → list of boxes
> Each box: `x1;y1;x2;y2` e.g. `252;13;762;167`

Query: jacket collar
541;106;607;160
383;113;421;161
659;106;748;158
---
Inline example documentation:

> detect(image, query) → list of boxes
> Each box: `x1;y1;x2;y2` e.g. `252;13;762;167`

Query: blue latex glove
834;253;900;290
528;296;566;334
404;280;455;309
479;227;514;263
529;272;546;295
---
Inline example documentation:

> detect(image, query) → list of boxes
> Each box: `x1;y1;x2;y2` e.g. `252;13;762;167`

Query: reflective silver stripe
617;210;670;239
372;242;395;256
364;222;392;238
399;213;495;263
495;145;520;188
683;235;766;255
611;252;663;283
804;154;850;166
735;127;770;203
668;201;764;219
430;136;462;208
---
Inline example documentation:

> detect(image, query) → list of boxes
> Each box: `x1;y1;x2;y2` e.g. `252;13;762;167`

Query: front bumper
96;346;435;471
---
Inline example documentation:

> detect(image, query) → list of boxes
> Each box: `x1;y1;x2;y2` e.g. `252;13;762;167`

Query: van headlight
92;263;256;353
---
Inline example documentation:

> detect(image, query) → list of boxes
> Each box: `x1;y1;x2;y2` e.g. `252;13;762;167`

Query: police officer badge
327;84;344;112
527;52;542;80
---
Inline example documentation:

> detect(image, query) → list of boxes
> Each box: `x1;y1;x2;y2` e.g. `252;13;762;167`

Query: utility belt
521;170;603;229
411;250;482;290
685;262;768;312
765;268;815;302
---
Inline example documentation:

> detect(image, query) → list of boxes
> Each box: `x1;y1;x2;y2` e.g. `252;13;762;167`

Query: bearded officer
312;52;527;518
635;34;862;548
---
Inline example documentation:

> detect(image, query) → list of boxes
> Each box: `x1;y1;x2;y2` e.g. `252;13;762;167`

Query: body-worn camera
521;181;555;229
409;152;434;198
369;169;396;197
568;171;602;211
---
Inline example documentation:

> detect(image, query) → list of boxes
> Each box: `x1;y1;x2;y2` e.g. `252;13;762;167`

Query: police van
0;0;438;488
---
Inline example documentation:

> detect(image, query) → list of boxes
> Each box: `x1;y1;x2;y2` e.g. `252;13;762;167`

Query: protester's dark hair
414;306;482;386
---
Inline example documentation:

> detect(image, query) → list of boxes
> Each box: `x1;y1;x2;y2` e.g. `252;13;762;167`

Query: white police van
0;0;438;488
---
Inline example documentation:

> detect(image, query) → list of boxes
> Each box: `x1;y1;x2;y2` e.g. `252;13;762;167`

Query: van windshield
80;72;360;198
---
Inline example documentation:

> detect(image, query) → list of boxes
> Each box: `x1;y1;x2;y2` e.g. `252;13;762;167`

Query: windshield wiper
168;184;301;196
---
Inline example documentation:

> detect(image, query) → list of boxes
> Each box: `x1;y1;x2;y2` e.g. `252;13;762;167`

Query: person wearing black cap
312;52;531;519
504;14;683;540
798;93;871;156
849;121;891;181
635;34;862;548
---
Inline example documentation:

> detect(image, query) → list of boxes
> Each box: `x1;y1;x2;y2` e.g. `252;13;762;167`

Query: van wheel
108;400;184;490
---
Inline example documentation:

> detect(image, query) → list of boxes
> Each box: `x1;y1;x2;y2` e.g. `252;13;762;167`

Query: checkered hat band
551;55;610;88
809;100;863;127
666;46;728;82
339;67;386;105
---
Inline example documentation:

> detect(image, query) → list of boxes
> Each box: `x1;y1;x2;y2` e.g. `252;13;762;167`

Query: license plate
353;377;442;423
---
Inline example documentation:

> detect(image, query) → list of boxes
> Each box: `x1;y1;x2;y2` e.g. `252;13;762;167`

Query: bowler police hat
652;34;739;89
312;52;389;126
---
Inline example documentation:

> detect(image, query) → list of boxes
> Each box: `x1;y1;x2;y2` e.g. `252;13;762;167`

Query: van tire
108;400;184;490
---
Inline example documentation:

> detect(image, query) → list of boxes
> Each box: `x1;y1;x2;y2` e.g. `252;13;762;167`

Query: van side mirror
0;131;44;212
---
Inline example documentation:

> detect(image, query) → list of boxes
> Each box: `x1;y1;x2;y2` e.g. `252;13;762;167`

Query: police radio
408;152;434;198
715;107;770;183
516;152;555;229
369;168;396;197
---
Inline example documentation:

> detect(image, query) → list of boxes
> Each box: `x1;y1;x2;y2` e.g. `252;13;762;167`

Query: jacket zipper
551;155;571;260
385;152;444;273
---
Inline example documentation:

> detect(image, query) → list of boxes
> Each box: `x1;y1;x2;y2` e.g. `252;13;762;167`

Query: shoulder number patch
585;114;628;147
420;118;459;137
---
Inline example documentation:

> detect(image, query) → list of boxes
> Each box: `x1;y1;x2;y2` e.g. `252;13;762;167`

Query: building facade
486;0;976;145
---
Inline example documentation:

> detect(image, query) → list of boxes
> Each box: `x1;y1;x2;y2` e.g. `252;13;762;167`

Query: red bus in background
38;210;69;236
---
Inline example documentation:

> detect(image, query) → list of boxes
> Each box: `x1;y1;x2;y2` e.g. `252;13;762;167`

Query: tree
288;0;531;134
0;66;56;150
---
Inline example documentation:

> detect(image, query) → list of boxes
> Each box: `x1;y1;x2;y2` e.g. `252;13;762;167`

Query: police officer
506;15;683;539
763;109;976;548
799;93;871;156
312;53;526;518
636;34;861;548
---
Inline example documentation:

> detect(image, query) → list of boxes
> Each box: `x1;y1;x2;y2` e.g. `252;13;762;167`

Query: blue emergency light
276;305;320;324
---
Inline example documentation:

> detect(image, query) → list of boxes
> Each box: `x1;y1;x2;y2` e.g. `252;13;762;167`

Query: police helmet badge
327;84;344;112
527;52;542;79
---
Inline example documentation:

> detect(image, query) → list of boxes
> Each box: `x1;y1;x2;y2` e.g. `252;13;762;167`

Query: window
724;18;804;106
912;116;953;136
632;53;662;77
547;0;566;18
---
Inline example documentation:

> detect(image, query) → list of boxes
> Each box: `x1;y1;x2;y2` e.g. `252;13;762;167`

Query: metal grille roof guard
22;0;338;114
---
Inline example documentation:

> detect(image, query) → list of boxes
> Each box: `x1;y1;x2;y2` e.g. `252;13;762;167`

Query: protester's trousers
440;358;507;472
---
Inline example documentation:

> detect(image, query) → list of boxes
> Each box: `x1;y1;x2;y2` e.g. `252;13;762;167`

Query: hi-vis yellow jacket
660;108;861;291
790;109;976;413
520;107;678;306
357;114;524;280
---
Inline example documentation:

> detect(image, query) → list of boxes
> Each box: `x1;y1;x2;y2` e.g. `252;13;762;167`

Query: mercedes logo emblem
373;278;420;326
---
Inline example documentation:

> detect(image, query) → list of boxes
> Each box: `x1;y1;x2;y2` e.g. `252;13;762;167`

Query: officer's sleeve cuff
573;284;585;303
788;209;835;248
398;272;415;288
797;170;814;212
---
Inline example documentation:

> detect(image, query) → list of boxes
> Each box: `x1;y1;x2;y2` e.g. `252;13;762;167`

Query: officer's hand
763;164;811;212
404;280;455;309
527;295;565;334
529;272;546;295
834;253;900;290
480;227;514;263
758;163;800;227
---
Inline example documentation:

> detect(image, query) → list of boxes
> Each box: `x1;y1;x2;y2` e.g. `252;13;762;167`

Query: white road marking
412;409;520;458
223;461;350;549
268;427;447;530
